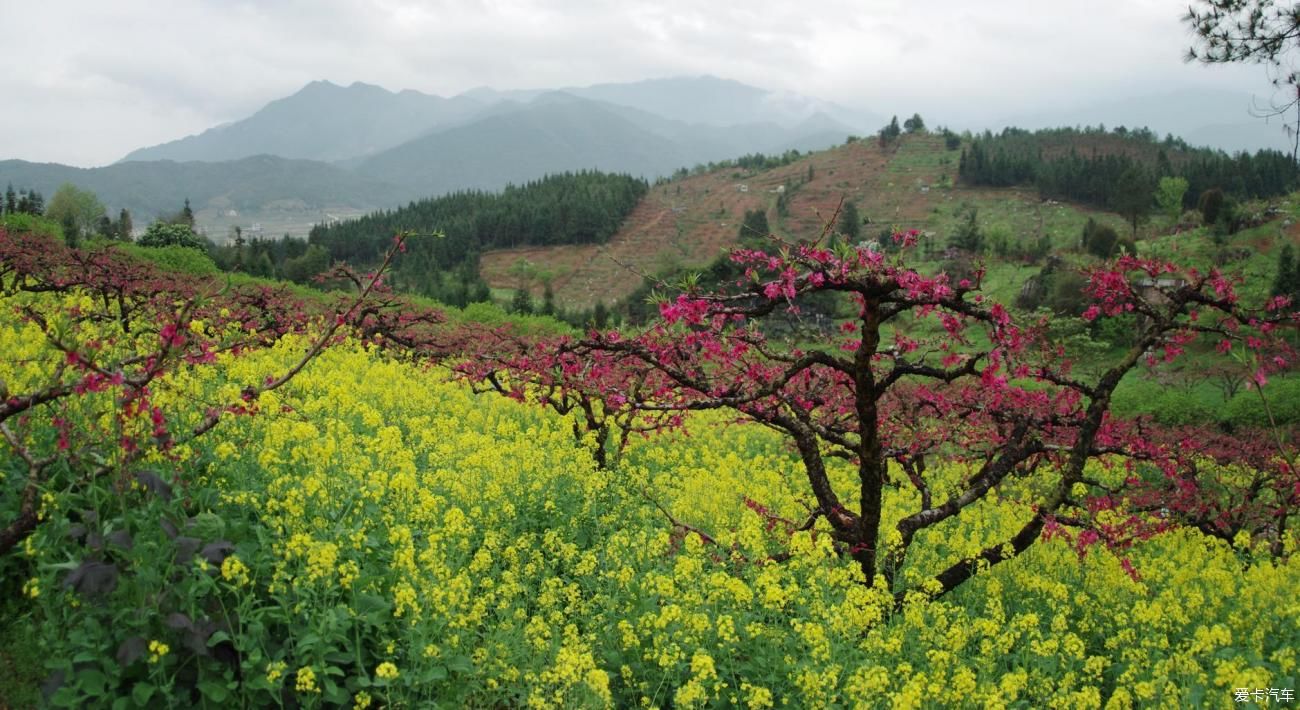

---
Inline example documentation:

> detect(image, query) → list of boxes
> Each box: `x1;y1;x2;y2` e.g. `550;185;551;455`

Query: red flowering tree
455;330;684;469
569;233;1297;601
0;229;418;555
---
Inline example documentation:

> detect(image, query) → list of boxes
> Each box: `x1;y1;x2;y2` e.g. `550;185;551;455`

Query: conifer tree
1275;243;1299;301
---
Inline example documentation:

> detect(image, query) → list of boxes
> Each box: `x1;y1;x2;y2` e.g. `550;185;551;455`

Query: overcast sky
0;0;1282;167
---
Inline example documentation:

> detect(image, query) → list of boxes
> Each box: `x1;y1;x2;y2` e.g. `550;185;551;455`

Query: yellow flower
296;666;319;693
742;682;775;709
375;661;399;680
220;555;251;587
265;661;287;684
353;691;372;709
147;640;170;664
674;679;708;708
21;578;39;599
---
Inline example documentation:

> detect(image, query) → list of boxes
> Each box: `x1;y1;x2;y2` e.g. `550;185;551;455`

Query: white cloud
0;0;1282;166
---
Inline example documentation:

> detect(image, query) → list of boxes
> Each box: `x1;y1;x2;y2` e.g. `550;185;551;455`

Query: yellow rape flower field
5;322;1299;708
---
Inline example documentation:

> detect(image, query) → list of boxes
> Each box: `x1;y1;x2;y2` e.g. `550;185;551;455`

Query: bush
1081;218;1120;259
280;245;330;284
1150;390;1217;426
1198;188;1225;225
1045;270;1090;316
136;223;204;250
1221;379;1300;427
1;213;63;240
119;244;219;276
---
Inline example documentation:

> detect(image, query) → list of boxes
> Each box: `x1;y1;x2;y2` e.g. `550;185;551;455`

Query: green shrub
1148;389;1217;426
1221;379;1300;427
119;244;220;276
1;213;64;240
136;223;205;250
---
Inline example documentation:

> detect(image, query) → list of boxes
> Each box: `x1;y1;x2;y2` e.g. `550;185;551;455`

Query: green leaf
131;683;156;706
192;511;225;539
197;680;229;703
206;631;232;647
354;593;390;623
447;655;472;673
77;669;108;696
49;686;82;708
323;679;349;705
420;665;448;682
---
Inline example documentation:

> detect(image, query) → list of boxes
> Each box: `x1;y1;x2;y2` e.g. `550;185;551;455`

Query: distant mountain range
2;77;1293;240
0;76;875;235
120;80;490;164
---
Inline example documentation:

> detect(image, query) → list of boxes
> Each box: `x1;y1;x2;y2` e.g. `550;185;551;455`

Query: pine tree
739;209;771;243
511;288;533;315
1112;167;1154;236
541;283;556;316
1186;0;1300;162
838;201;861;241
118;209;133;240
4;184;15;215
1199;188;1225;224
949;207;984;253
1274;244;1299;302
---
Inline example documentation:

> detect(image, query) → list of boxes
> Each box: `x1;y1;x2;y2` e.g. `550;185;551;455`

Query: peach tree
557;233;1300;602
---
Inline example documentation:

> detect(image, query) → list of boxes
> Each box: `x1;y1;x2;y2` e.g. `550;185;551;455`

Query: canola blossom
1;229;1297;708
5;327;1294;708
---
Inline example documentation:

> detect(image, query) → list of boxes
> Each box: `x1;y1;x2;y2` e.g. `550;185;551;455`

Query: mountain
120;81;487;164
561;97;859;164
564;75;877;130
0;155;411;225
25;76;874;237
122;76;871;168
350;91;862;196
352;93;695;194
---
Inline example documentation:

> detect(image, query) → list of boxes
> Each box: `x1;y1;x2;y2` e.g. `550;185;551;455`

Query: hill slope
480;131;1299;311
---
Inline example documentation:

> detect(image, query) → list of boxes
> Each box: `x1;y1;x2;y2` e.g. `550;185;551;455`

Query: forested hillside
307;171;648;303
958;126;1297;212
